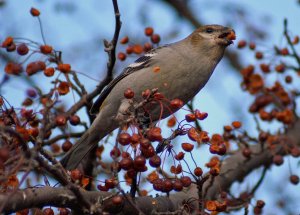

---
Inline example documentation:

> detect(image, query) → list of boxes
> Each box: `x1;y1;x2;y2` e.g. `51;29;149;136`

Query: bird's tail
60;131;96;170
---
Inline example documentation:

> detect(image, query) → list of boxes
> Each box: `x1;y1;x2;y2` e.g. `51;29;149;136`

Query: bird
61;24;235;169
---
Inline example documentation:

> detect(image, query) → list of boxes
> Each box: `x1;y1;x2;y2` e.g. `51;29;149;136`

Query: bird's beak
218;29;236;46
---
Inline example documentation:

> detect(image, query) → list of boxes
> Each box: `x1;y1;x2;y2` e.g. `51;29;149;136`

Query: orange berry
145;27;154;36
232;121;242;129
126;46;133;54
185;113;196;122
170;98;183;109
1;36;14;47
181;142;194;152
58;63;71;73
120;36;129;44
44;67;55;77
117;52;126;61
40;45;53;54
30;7;40;16
5;62;22;75
292;36;299;44
194;167;203;177
167;116;176;127
133;44;143;54
57;81;70;95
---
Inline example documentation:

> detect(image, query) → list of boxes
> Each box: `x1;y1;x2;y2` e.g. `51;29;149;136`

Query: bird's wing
90;46;167;114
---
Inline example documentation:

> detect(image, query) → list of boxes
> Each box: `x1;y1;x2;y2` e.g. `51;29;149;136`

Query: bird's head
190;25;236;48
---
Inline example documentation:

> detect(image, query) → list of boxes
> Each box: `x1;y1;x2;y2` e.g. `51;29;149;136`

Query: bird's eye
205;28;214;33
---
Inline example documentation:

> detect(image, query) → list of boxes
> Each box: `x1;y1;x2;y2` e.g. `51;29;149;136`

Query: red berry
145;27;154;36
149;155;161;167
118;52;127;61
124;88;134;99
249;42;256;50
173;179;183;191
69;115;81;125
134;155;146;169
185;113;196;122
181;142;194;152
194;167;203;177
255;51;263;59
55;115;67;126
17;43;29;55
110;146;121;158
151;34;160;44
44;67;55;77
30;7;40;16
118;133;131;146
237;40;247;48
256;200;265;209
119;157;133;170
120;36;129;44
180;176;192;187
40;45;53;54
62;140;72;152
290;175;299;185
